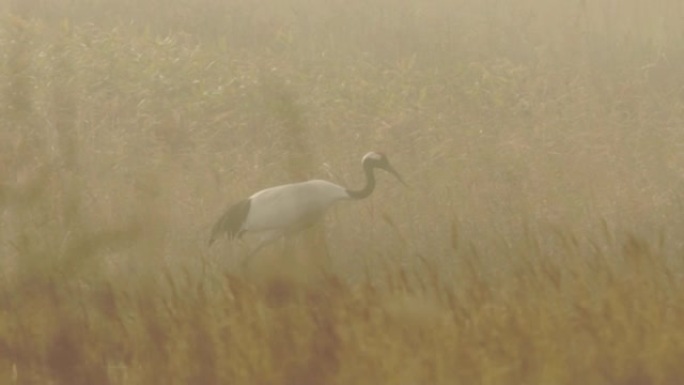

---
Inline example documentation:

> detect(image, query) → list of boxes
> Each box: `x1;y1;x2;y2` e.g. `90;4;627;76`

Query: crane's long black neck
346;162;376;200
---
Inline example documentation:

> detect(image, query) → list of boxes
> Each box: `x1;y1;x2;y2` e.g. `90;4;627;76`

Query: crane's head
362;152;407;186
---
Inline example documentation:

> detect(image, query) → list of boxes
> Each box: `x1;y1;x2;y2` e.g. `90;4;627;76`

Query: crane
208;151;405;259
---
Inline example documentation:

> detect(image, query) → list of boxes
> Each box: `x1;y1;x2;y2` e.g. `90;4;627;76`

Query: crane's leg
240;230;283;270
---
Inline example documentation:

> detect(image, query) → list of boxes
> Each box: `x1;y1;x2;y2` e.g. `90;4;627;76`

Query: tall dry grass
1;0;684;383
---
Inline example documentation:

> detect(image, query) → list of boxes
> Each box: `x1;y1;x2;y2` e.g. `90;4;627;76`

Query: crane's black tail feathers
208;199;250;246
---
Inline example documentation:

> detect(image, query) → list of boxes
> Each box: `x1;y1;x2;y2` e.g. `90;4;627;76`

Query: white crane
208;151;405;259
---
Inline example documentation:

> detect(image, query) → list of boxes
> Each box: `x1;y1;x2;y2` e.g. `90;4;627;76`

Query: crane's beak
384;164;408;187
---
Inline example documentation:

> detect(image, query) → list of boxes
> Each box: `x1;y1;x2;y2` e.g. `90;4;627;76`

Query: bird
208;151;405;260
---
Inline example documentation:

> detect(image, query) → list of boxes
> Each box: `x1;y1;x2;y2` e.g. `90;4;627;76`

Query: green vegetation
1;0;684;383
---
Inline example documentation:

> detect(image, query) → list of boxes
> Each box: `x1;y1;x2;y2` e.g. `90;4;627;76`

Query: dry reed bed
1;235;683;384
2;0;684;383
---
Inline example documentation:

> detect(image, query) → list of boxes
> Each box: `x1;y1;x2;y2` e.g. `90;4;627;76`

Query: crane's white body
243;179;350;234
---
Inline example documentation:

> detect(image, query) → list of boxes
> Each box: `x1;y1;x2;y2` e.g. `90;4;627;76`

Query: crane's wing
208;199;251;245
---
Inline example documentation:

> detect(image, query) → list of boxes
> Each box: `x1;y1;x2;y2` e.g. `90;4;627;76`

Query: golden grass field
1;0;684;383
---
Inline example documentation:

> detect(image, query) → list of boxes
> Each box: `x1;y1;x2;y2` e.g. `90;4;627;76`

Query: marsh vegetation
1;0;684;383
